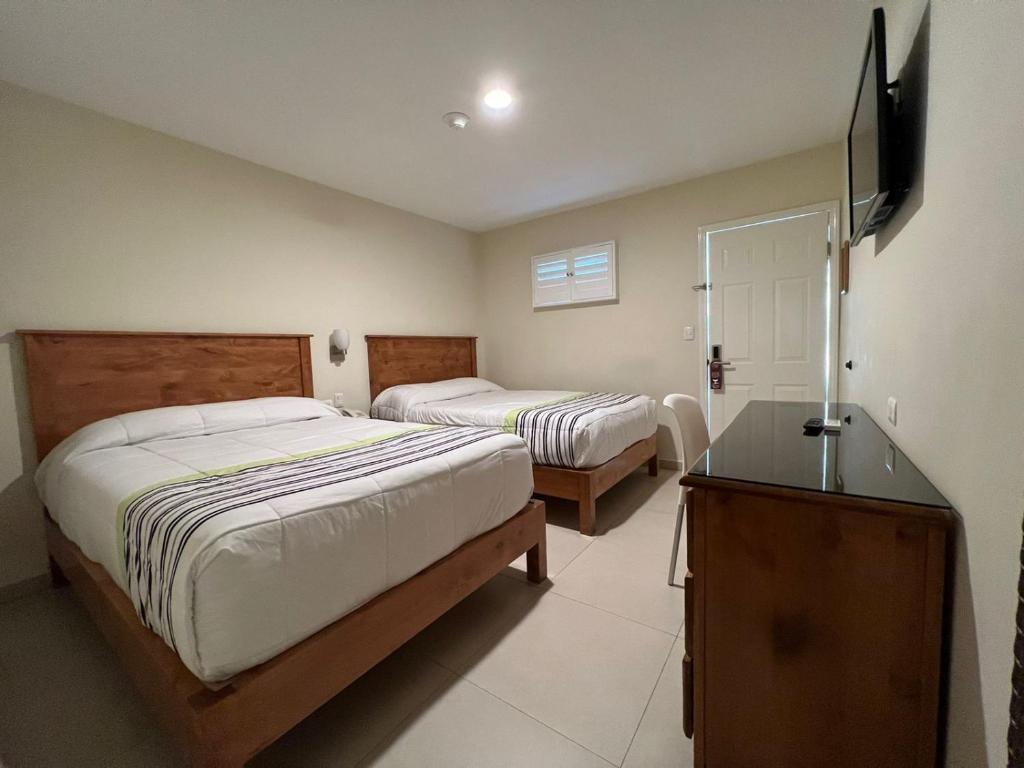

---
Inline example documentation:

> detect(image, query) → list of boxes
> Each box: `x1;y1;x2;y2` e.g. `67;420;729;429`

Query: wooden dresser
681;401;953;768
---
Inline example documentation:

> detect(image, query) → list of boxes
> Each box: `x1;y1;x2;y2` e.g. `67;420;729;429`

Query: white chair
663;394;710;586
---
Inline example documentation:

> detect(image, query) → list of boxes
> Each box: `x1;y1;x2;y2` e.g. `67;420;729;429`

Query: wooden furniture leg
579;483;597;536
526;536;547;583
533;435;658;535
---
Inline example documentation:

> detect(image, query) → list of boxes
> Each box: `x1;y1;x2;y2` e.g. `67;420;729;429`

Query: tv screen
848;31;880;240
847;8;904;245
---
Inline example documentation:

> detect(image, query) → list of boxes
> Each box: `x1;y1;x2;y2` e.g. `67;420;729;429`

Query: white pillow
371;377;504;421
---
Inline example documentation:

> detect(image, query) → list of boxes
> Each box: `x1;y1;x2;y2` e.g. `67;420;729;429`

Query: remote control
802;417;824;436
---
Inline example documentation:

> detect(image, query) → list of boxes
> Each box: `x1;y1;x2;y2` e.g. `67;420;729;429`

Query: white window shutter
569;241;616;303
532;251;572;307
532;241;616;308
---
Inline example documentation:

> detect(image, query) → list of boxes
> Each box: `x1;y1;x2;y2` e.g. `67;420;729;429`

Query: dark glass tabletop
685;400;950;509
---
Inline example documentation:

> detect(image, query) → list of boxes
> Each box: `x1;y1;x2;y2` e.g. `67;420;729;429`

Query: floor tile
403;573;547;672
550;480;685;633
253;645;453;768
460;592;674;765
0;591;174;767
595;496;677;554
505;524;593;582
111;733;181;768
623;638;694;768
359;677;612;768
631;469;684;507
552;537;685;634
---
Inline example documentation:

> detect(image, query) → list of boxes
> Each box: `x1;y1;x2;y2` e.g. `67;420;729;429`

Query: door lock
709;345;729;392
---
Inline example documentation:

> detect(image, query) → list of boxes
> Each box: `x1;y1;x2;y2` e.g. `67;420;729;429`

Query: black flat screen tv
847;8;906;245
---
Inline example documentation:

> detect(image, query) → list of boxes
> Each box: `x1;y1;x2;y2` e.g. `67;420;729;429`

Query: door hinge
826;240;832;258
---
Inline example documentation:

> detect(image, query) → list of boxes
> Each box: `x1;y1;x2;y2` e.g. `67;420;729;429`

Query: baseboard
0;573;50;604
659;458;683;470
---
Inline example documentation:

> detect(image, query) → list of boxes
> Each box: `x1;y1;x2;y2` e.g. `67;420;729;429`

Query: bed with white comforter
370;378;657;469
36;397;532;683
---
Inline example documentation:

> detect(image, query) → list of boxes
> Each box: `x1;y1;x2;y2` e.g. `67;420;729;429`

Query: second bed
366;334;659;535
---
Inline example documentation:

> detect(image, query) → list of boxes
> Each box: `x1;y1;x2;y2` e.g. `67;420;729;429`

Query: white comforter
36;397;533;682
371;378;657;468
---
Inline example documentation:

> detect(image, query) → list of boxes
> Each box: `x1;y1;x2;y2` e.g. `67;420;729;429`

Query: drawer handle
682;654;694;738
684;572;694;655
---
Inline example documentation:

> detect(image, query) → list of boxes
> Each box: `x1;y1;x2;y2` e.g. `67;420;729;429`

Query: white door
699;204;838;440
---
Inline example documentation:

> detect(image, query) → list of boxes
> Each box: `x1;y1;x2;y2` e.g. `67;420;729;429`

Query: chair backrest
663;394;711;472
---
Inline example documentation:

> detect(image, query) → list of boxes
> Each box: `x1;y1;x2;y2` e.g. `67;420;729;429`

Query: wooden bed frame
17;329;547;767
365;334;658;535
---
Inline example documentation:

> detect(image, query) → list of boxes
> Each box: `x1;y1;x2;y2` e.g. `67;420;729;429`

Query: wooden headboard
18;330;314;460
365;335;477;401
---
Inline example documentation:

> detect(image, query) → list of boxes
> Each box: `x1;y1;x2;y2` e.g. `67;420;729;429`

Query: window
531;241;617;308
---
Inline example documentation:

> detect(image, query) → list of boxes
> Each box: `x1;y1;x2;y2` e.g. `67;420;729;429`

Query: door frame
695;200;842;430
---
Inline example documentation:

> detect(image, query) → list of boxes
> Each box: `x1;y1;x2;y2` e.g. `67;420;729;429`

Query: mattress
35;397;533;683
371;378;657;468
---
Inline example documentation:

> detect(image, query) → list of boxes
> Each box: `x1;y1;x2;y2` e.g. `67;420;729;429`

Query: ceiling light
442;111;470;129
483;89;513;110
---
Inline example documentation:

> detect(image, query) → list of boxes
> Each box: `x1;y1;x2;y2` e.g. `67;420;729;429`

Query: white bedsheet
36;398;533;682
371;378;657;468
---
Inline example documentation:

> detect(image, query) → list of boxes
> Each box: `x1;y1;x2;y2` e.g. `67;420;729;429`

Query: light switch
683;325;695;341
887;396;897;426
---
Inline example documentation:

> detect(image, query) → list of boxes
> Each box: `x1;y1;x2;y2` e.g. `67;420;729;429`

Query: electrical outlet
683;325;695;341
886;396;897;426
333;392;345;408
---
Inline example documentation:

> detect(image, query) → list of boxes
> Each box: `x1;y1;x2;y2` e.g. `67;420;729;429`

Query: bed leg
647;453;659;477
48;555;68;588
526;536;547;583
578;494;596;536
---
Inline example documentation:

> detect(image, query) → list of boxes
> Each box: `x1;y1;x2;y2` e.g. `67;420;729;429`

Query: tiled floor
0;469;693;768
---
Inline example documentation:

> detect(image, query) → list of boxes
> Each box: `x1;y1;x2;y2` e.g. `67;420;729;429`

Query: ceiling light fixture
442;111;470;129
483;89;513;110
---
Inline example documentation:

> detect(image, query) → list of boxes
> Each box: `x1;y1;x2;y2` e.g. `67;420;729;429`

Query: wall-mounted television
847;8;908;245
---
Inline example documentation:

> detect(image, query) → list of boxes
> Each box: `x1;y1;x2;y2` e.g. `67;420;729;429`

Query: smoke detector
442;111;470;130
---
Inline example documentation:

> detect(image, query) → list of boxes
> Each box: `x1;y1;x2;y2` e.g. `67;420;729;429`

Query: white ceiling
0;1;873;231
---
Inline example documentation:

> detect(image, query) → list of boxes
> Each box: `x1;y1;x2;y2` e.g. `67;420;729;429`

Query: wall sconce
330;329;350;360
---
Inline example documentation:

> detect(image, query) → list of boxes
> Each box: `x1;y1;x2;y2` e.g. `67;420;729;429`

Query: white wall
0;81;482;590
838;2;1024;765
477;143;845;463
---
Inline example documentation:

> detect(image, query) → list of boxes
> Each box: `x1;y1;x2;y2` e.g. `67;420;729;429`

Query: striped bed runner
120;425;497;652
506;392;641;467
